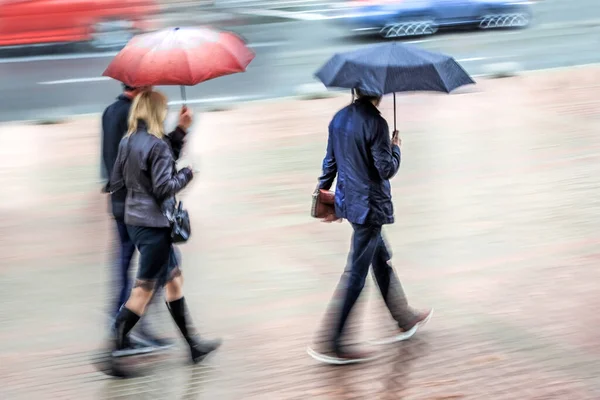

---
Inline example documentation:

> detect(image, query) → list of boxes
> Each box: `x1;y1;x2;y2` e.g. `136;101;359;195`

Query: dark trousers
114;219;136;315
333;223;411;349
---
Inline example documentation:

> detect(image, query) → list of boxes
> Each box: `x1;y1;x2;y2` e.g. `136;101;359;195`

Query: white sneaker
370;308;434;345
307;346;380;365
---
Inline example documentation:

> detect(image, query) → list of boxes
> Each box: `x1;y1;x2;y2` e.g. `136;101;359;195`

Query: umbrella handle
393;92;396;132
180;85;187;105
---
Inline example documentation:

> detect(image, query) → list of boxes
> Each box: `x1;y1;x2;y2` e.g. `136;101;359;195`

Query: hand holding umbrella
176;106;199;173
391;129;401;148
102;27;255;177
177;106;193;130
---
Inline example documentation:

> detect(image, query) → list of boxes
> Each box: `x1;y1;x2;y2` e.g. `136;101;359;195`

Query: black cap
355;88;381;99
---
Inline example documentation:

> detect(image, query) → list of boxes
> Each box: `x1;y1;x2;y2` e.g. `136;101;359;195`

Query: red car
0;0;160;49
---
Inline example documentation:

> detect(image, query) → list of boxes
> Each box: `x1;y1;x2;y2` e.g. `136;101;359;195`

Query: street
2;1;600;399
1;65;600;398
214;0;599;26
0;0;600;122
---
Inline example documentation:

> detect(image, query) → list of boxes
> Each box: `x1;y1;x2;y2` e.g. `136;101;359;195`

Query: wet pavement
1;66;600;399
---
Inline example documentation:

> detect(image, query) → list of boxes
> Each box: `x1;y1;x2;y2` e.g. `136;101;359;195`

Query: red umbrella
102;26;255;101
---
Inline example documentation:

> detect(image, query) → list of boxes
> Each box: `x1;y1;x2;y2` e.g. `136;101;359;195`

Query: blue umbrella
315;42;475;129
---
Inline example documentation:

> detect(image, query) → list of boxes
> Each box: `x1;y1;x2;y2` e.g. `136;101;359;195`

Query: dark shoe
94;336;153;378
370;308;434;345
110;307;153;358
92;345;129;378
95;354;130;378
307;344;378;365
111;329;156;358
189;337;222;364
112;340;157;358
130;329;175;350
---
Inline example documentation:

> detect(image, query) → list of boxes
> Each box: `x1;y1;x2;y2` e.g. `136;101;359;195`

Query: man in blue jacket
309;89;433;365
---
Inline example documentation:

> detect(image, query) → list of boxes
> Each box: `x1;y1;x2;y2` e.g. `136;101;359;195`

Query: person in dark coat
308;89;433;365
102;84;183;350
107;90;221;377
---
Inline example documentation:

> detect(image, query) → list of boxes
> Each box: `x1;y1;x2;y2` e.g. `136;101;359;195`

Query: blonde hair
127;90;168;138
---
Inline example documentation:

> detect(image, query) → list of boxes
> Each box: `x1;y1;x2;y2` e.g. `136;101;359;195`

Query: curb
159;7;287;28
481;62;523;79
4;63;599;126
294;83;340;100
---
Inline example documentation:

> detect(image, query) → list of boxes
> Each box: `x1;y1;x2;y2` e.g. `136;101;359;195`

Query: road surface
0;0;599;122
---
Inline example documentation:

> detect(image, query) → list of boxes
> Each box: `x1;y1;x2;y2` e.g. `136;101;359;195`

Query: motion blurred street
2;0;600;398
1;0;600;121
2;65;600;398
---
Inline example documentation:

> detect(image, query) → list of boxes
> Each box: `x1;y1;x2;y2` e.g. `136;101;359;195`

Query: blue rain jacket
318;99;401;226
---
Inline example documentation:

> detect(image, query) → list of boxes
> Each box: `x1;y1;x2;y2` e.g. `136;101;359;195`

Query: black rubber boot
130;289;175;350
111;307;154;358
101;307;146;378
167;297;222;363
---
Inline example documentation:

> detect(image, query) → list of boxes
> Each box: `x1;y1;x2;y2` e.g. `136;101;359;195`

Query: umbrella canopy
103;26;255;87
315;42;474;95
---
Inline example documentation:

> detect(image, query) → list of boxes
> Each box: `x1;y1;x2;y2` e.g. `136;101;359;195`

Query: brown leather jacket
109;121;193;228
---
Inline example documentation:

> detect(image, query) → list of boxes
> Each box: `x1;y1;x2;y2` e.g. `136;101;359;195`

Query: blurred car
0;0;160;49
340;0;534;38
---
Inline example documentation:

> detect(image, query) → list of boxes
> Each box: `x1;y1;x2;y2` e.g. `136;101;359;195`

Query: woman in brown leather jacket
108;90;221;374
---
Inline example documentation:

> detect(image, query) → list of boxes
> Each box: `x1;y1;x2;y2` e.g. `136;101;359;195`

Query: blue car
341;0;534;38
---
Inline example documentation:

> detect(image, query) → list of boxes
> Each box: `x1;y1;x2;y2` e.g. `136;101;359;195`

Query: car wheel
380;20;438;39
511;12;531;28
479;12;531;29
90;20;136;50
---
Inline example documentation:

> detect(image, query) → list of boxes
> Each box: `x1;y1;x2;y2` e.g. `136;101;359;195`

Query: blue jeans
333;223;411;349
114;219;136;315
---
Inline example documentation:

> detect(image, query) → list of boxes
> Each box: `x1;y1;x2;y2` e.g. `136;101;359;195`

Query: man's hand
178;106;193;131
392;130;401;147
322;213;342;223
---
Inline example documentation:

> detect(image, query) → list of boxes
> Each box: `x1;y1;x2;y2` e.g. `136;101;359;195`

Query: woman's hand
178;166;194;182
186;164;200;174
178;106;193;131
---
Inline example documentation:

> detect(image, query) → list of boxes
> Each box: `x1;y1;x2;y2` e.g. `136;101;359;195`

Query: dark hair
354;88;381;102
122;83;137;92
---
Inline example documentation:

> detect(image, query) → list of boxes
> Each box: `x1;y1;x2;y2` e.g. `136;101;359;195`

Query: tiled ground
1;66;600;399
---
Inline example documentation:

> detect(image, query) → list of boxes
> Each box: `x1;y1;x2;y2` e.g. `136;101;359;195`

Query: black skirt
127;225;180;285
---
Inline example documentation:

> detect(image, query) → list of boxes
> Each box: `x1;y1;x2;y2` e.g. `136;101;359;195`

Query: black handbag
163;199;191;244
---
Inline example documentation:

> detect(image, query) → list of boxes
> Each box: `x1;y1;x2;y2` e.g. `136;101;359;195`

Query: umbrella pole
393;92;397;132
180;85;187;105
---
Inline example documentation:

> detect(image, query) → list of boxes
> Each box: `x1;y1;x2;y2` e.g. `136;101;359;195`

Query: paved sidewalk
1;66;600;399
